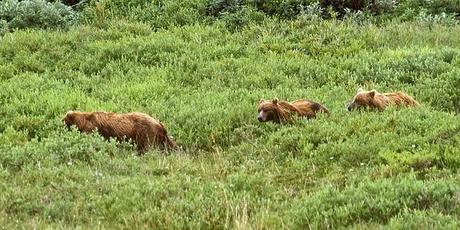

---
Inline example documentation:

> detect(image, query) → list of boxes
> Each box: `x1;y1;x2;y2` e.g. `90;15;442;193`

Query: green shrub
291;175;460;228
218;5;266;30
320;0;398;16
395;0;460;21
0;130;118;172
388;210;459;229
204;0;242;17
0;0;78;32
82;0;208;29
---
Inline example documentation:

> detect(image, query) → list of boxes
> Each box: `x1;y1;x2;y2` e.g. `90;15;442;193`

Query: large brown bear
63;111;177;154
257;98;329;123
347;88;419;111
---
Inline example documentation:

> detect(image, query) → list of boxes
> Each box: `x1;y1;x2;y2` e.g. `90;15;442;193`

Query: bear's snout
257;111;265;122
346;102;354;111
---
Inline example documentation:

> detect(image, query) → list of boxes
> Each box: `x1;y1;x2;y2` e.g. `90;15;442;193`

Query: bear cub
257;98;329;123
347;88;419;111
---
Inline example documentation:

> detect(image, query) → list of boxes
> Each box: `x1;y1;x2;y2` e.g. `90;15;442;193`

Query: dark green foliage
0;0;78;32
394;0;460;21
204;0;318;19
203;0;458;23
321;0;397;16
204;0;242;17
82;0;208;29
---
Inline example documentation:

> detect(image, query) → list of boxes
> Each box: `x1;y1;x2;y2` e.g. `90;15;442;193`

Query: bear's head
62;111;78;129
257;98;282;122
62;111;97;132
347;88;377;111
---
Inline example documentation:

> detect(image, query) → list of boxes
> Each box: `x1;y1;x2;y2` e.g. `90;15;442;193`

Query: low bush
82;0;208;29
291;175;460;228
0;0;78;33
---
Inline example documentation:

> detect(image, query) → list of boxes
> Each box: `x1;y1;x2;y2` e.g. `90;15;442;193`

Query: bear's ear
259;99;264;104
272;98;279;104
63;111;74;122
357;88;364;93
369;90;376;98
65;111;74;117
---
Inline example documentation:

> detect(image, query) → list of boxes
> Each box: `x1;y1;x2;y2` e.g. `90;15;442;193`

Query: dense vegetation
1;0;459;228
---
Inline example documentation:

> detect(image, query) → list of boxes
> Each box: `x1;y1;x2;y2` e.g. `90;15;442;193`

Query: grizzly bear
257;98;330;123
62;111;177;154
347;88;419;111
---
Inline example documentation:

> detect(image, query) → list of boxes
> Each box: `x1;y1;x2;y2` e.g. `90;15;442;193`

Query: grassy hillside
1;1;460;228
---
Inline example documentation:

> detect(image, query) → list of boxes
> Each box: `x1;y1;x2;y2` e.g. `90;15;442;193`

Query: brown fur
347;88;419;111
63;111;177;154
257;98;329;123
